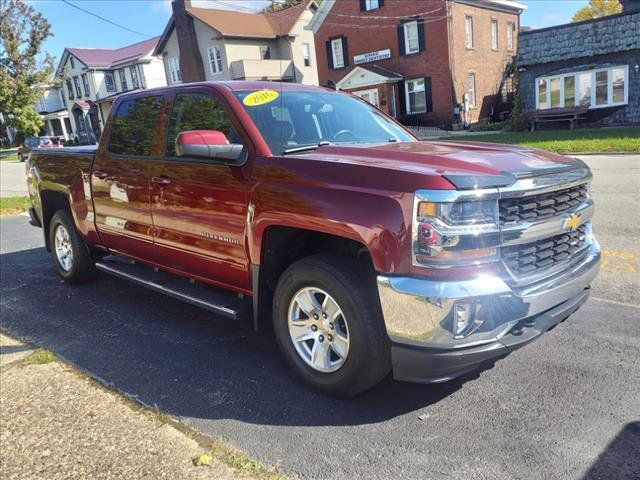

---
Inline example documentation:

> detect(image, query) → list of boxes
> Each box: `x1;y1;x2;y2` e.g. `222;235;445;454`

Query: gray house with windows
54;37;167;144
516;0;640;125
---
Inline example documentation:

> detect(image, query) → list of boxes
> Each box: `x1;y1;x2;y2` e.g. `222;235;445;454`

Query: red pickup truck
26;82;600;396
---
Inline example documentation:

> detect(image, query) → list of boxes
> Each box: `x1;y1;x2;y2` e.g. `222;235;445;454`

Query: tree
0;0;54;139
572;0;622;22
262;0;303;13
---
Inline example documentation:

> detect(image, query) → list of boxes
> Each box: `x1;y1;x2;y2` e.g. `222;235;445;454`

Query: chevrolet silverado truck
26;82;600;396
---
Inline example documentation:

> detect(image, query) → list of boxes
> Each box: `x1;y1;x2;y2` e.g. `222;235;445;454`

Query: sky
26;0;590;64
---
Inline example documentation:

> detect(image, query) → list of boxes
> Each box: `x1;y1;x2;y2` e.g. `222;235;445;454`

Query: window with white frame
168;57;181;84
405;78;427;114
66;79;74;100
118;69;128;91
365;0;379;10
81;73;90;96
302;43;311;67
491;20;498;50
536;66;628;110
467;73;476;107
331;38;345;68
465;16;473;48
208;46;223;75
130;66;140;89
73;76;82;97
404;21;420;55
507;22;515;51
104;72;116;92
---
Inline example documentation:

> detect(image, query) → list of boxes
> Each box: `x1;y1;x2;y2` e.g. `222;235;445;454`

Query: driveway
0;160;28;197
1;155;639;480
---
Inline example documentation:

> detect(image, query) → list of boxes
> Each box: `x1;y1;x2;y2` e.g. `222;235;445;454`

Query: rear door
148;88;252;292
92;95;163;260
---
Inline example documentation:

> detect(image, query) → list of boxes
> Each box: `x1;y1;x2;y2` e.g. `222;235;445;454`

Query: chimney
172;0;205;82
620;0;640;13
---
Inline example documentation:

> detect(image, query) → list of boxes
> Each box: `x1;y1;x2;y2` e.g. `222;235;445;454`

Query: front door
149;90;251;291
92;95;163;261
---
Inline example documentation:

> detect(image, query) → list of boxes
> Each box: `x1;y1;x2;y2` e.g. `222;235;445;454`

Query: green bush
470;122;504;132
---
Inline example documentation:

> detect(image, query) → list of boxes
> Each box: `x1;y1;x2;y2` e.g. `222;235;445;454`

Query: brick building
517;0;640;126
308;0;525;127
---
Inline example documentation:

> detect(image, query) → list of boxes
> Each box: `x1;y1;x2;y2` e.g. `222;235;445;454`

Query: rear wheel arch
40;190;72;251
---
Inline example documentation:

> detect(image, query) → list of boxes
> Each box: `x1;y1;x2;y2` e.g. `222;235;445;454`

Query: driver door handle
152;176;172;186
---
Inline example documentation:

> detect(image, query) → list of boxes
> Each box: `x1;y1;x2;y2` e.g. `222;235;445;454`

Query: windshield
234;89;415;155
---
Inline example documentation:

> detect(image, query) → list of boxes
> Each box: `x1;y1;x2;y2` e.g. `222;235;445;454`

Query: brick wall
315;0;454;127
449;2;519;123
315;0;520;127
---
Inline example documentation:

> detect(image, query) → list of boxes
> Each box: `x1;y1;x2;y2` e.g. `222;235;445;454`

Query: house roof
154;1;314;54
65;37;160;69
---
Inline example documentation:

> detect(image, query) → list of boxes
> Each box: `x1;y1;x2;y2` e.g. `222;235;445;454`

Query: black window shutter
379;0;385;7
342;37;349;67
325;40;334;69
397;24;406;56
418;19;426;52
398;81;407;115
360;0;367;11
425;77;433;112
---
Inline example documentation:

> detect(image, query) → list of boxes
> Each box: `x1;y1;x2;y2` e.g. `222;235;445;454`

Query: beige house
154;0;319;86
54;37;166;144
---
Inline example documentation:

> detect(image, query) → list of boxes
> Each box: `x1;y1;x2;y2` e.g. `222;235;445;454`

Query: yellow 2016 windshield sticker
243;90;279;107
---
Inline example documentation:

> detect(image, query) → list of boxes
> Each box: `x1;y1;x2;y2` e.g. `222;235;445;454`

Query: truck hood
298;140;587;190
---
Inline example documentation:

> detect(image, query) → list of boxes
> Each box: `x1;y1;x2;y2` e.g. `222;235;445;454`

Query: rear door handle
93;170;109;180
151;176;171;186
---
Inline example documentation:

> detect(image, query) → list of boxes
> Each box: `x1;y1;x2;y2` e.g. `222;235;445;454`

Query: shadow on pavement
582;422;640;480
0;246;484;427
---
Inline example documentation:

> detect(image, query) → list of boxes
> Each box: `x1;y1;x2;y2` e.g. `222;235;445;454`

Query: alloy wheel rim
287;287;350;373
54;224;74;272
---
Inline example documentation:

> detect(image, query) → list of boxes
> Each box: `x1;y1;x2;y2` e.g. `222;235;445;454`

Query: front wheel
49;210;97;283
273;254;391;397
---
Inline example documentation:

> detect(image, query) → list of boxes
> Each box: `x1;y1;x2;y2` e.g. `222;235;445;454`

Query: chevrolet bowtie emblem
564;213;581;231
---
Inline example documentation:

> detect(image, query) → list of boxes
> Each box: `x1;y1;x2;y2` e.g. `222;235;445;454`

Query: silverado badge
564;213;581;231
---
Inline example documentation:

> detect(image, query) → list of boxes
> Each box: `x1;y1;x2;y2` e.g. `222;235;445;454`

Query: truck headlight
413;196;500;268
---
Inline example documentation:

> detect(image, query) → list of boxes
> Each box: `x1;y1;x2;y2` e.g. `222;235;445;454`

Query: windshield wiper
283;141;332;155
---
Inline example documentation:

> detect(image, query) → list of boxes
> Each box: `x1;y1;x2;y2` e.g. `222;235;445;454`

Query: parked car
25;82;600;396
18;136;61;162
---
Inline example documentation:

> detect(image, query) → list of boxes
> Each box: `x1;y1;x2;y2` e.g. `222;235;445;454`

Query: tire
49;210;97;283
273;254;391;397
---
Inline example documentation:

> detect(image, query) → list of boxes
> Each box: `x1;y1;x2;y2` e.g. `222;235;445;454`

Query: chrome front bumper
377;238;601;383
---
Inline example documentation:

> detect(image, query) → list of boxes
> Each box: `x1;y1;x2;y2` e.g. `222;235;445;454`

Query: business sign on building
353;49;391;65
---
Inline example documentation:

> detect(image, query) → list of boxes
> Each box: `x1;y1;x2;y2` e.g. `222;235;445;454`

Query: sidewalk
0;334;268;480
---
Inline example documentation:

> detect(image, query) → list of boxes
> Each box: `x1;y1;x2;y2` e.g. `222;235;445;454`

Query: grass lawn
0;196;30;217
0;148;19;162
440;127;640;154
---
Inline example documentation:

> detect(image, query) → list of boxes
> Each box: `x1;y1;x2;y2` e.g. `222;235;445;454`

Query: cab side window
109;96;162;156
165;92;241;158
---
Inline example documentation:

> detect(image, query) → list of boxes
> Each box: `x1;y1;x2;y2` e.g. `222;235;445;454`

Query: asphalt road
1;155;639;480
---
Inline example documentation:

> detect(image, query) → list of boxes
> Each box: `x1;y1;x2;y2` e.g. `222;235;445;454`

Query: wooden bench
530;107;588;131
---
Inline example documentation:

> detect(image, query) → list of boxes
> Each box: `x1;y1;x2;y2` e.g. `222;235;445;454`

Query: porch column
60;116;68;140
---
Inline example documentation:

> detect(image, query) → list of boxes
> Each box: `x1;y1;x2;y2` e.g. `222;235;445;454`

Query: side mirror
175;130;245;163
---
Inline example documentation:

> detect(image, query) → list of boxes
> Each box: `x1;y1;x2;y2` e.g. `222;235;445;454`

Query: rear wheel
49;210;97;283
273;254;390;397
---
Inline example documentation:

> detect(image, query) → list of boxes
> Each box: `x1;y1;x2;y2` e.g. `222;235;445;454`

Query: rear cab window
108;96;163;156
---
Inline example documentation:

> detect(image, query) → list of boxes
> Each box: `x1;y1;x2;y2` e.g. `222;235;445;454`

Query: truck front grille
502;224;588;276
499;183;588;225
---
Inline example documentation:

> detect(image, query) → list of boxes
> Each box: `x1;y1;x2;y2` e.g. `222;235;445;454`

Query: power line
61;0;154;38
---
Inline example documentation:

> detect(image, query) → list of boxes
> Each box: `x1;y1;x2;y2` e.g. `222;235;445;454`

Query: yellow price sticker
243;90;279;107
